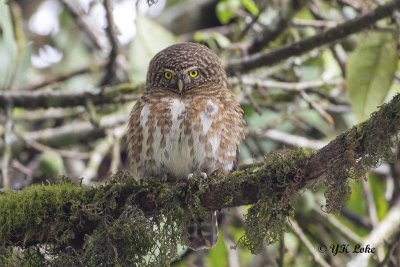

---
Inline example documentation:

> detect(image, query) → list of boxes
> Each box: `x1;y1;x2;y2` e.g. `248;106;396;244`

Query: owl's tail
187;211;218;250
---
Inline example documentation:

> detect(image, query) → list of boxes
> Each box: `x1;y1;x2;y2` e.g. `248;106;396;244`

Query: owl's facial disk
161;67;204;94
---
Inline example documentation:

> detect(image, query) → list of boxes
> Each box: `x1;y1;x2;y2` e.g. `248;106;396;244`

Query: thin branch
299;90;335;127
13;107;85;122
1;105;13;188
237;2;267;40
20;66;94;91
313;207;363;244
1;113;128;153
81;125;126;185
246;0;307;54
340;209;372;230
292;18;339;28
0;84;142;109
100;0;124;86
15;130;90;160
226;0;400;73
362;178;385;261
347;200;400;267
230;77;346;104
230;76;343;91
59;0;109;51
250;129;326;150
290;219;331;267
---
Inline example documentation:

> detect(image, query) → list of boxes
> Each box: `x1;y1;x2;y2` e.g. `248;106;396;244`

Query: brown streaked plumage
127;42;245;250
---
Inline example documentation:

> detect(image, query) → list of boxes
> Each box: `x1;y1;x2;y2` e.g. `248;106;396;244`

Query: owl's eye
163;70;173;80
189;69;199;78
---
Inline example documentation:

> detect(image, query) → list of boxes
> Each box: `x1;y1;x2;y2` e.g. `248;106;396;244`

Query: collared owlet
127;42;245;250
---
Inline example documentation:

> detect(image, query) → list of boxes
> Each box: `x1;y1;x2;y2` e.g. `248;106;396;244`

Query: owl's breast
132;95;237;179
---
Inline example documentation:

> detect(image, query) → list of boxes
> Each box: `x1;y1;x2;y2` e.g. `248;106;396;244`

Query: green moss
0;182;103;245
321;96;400;212
237;149;308;253
0;174;191;266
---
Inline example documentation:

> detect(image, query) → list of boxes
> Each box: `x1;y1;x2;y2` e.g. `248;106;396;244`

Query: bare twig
347;200;400;267
290;219;331;267
1;113;128;153
81;125;126;185
313;207;363;244
1;105;13;188
0;84;142;109
292;18;339;28
250;128;326;150
100;0;124;86
60;0;109;51
11;159;33;179
15;130;90;160
230;76;343;92
13;107;85;122
362;178;385;261
299;90;335;127
20;66;94;91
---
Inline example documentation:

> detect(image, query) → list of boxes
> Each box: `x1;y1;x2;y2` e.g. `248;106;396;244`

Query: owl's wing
126;98;145;171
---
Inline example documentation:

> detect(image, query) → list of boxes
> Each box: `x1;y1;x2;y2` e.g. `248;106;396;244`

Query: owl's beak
178;79;184;93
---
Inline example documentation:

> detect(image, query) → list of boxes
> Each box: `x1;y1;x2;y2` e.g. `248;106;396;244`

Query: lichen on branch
1;94;400;266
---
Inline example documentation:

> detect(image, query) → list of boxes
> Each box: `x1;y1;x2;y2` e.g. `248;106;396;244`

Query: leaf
346;31;398;122
128;15;176;84
216;0;241;25
368;174;388;220
38;151;65;177
206;232;228;267
241;0;259;15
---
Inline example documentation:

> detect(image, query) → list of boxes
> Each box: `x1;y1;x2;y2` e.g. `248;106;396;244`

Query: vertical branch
100;0;125;85
1;104;13;188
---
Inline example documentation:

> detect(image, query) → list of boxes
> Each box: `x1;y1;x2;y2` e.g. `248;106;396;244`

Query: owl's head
146;42;228;94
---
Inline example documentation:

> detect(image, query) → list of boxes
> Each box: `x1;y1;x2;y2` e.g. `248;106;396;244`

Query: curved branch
1;93;400;248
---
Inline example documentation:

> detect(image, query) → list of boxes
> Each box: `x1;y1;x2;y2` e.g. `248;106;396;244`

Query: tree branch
246;0;307;54
0;84;141;109
1;93;399;248
0;113;128;153
226;0;400;73
19;66;95;91
100;0;124;86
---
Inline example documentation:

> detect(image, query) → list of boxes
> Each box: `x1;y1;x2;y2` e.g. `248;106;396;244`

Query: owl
127;42;245;250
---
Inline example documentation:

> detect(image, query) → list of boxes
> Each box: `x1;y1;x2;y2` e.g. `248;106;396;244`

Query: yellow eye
189;69;199;78
164;71;173;80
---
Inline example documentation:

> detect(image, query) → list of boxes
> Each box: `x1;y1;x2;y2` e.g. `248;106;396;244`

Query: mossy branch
1;94;399;264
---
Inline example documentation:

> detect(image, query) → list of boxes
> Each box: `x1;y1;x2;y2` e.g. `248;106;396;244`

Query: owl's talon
187;172;207;180
161;174;168;182
199;172;207;179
